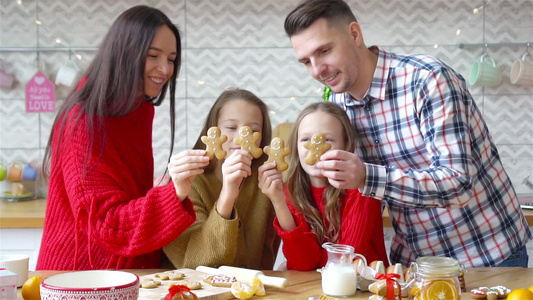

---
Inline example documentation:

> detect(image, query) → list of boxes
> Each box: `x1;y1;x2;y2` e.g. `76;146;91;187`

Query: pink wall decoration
25;71;55;113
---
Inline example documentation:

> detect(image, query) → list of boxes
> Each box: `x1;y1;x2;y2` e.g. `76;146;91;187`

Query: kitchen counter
1;198;533;229
18;267;533;299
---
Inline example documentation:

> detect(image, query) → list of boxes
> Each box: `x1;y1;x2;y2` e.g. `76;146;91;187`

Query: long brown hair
193;88;272;173
284;0;357;38
42;5;182;177
286;102;357;244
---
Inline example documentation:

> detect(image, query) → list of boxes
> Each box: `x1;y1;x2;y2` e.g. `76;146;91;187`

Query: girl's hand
258;162;285;206
168;149;210;201
258;162;296;231
217;150;253;218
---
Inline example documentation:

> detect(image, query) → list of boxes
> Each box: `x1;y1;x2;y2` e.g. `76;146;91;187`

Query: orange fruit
424;280;458;300
21;276;43;300
507;288;533;300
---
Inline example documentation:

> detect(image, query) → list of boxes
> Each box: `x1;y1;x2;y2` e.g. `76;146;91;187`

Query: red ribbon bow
375;273;401;300
164;285;198;300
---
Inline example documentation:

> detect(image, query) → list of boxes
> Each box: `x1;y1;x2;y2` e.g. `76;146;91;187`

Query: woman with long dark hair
37;5;197;270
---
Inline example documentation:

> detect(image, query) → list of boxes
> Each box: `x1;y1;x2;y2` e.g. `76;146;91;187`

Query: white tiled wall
0;0;532;265
1;0;532;196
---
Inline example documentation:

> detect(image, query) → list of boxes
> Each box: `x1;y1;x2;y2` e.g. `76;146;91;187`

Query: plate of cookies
138;268;235;300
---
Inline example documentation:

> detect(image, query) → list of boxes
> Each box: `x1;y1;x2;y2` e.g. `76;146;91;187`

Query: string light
290;96;296;101
456;29;461;36
35;19;42;25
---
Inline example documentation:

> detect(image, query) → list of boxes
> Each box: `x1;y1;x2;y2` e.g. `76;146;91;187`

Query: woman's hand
168;149;210;201
258;162;285;206
217;150;252;218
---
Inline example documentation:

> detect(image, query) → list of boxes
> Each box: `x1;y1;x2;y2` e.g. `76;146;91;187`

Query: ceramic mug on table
510;52;533;86
469;53;502;87
0;254;29;287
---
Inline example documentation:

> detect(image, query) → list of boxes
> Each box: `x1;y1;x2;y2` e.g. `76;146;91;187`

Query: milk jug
321;242;366;297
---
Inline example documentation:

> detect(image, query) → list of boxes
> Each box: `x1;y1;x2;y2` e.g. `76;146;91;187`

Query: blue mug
21;161;38;181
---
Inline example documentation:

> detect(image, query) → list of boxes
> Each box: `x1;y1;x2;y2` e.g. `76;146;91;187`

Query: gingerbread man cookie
304;133;331;165
201;126;227;160
140;279;161;288
233;126;263;158
264;137;291;171
470;286;510;300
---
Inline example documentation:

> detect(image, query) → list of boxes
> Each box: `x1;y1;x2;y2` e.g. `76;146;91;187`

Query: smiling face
142;25;177;98
297;110;345;187
290;18;362;96
217;99;263;156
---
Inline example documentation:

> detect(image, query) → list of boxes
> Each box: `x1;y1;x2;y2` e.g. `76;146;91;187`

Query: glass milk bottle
321;242;366;297
407;256;463;300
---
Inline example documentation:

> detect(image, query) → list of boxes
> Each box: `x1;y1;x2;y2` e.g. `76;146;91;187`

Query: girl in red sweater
37;6;197;270
258;102;389;270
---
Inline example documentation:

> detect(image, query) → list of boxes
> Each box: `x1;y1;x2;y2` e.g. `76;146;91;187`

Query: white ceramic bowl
40;270;139;300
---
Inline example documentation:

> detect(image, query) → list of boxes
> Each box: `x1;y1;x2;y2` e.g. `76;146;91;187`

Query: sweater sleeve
163;185;240;268
58;115;196;258
274;205;326;271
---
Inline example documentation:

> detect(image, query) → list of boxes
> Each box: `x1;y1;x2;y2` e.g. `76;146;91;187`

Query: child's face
142;25;177;98
297;110;345;187
217;99;263;156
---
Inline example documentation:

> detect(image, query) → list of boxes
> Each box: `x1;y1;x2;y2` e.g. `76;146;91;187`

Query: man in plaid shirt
284;0;531;268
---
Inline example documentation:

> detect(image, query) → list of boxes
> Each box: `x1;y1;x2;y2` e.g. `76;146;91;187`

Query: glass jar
407;256;463;300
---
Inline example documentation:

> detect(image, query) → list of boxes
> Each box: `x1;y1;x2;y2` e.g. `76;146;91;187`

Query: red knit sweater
274;186;389;271
37;101;196;270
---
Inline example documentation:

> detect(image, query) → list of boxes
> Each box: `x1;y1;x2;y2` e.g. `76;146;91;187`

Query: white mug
510;53;533;86
18;60;43;84
469;53;502;87
0;254;29;287
55;59;80;87
0;70;14;89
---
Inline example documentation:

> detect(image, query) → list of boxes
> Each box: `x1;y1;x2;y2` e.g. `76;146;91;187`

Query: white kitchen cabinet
0;228;43;271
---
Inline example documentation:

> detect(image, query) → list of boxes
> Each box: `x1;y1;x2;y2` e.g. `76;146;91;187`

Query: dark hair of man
284;0;357;37
43;5;182;177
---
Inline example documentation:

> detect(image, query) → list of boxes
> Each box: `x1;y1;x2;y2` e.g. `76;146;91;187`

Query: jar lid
415;256;460;277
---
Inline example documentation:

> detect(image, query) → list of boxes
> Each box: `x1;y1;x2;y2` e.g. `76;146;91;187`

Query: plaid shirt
331;46;531;268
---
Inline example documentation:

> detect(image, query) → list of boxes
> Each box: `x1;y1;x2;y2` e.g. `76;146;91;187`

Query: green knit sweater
163;169;280;270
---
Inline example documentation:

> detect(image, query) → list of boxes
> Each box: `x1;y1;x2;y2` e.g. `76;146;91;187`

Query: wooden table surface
18;267;533;300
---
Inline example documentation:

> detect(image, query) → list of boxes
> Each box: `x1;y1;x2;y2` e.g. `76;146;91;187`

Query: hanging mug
18;59;44;84
469;53;502;87
55;58;81;87
22;161;38;181
0;59;14;89
0;162;6;181
510;52;533;86
6;161;24;182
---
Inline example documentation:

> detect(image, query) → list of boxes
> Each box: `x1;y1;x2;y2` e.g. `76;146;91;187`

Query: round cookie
304;132;331;165
233;126;263;158
201;126;227;160
470;286;510;300
264;137;291;171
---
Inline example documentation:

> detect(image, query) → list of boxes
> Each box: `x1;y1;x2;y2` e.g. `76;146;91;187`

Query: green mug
0;162;6;181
